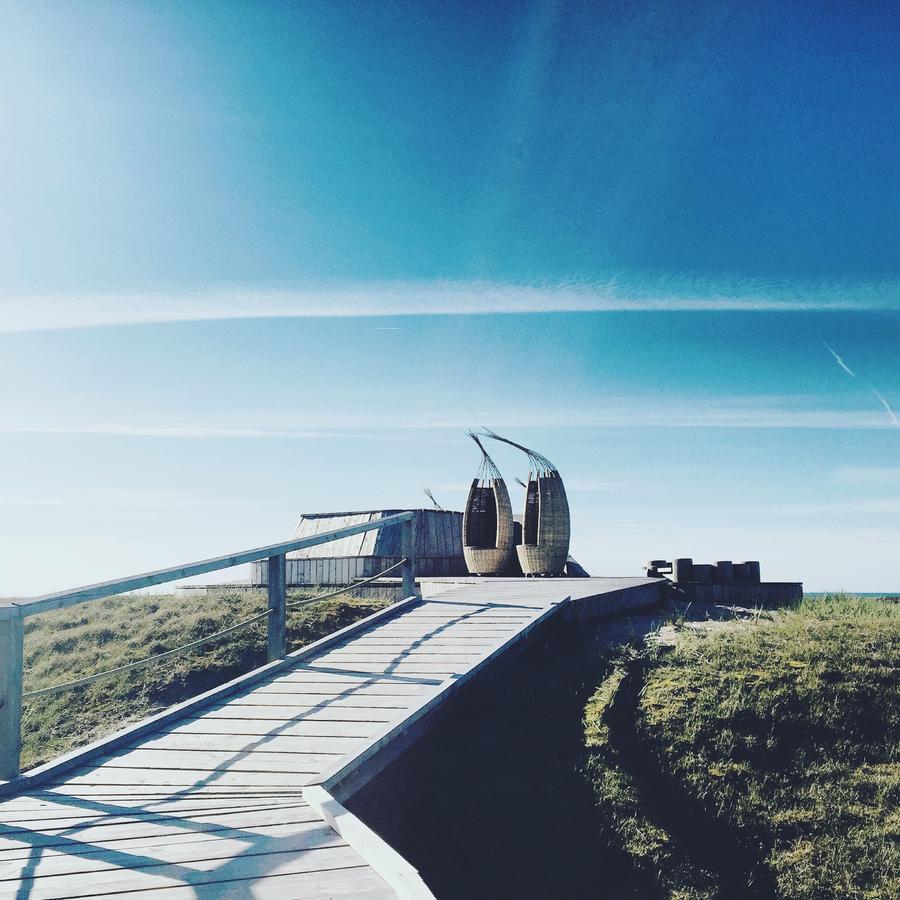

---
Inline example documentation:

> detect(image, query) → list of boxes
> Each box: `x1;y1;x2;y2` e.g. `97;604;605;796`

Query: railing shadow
1;599;532;896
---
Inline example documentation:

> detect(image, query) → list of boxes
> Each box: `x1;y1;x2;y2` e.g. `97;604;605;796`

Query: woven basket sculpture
462;432;516;575
484;430;570;575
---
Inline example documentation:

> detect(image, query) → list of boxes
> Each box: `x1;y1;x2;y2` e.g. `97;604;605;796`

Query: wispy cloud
0;423;346;439
823;342;899;428
833;466;900;486
0;490;286;510
1;277;896;334
2;399;896;438
763;498;900;516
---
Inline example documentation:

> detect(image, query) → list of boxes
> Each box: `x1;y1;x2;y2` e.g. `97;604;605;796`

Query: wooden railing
0;511;417;781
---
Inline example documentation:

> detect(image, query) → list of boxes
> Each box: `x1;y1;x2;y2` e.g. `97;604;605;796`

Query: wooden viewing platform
0;575;661;898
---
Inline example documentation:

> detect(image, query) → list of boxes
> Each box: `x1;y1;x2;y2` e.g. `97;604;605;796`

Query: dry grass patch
21;588;388;770
583;594;900;899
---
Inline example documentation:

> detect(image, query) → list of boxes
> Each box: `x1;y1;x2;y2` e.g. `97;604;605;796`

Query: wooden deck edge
0;595;421;799
559;581;666;621
304;785;435;900
313;596;573;802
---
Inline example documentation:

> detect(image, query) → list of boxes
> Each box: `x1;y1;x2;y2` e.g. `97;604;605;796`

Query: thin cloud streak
2;404;896;438
762;498;900;516
1;277;895;334
834;466;900;485
0;491;286;510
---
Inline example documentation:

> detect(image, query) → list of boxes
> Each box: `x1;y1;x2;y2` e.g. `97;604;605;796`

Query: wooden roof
286;509;464;560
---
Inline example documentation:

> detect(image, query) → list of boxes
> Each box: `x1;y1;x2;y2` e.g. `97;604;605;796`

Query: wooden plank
254;687;434;699
0;796;309;826
366;621;529;630
366;617;527;627
124;732;368;756
294;665;458;677
224;694;415;709
436;513;448;558
356;629;517;639
0;612;24;780
314;657;479;670
319;650;483;661
329;635;500;644
81;867;395;900
291;663;461;674
327;635;493;648
267;554;287;662
31;785;303;798
46;768;317;787
416;600;539;611
365;622;519;630
168;719;378;738
199;706;399;723
389;610;534;619
282;669;444;685
311;639;497;650
317;647;486;658
254;680;436;696
5;842;365;892
0;809;325;857
94;747;341;773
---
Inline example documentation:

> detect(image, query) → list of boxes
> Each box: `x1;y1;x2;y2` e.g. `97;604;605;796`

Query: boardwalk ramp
0;577;660;898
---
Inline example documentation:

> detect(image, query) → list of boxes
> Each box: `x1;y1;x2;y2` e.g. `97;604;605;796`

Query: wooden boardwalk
0;578;659;899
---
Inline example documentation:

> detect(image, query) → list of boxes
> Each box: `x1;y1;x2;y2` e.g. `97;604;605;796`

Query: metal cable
284;557;407;608
22;609;271;699
23;558;409;699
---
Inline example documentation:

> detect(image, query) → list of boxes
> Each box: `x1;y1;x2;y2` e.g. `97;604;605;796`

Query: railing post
401;516;418;599
0;610;24;781
267;554;287;662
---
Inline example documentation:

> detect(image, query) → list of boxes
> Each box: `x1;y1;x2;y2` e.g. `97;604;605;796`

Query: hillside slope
20;588;388;770
584;595;899;899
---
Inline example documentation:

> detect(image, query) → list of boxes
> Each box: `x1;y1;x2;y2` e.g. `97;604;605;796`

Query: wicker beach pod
462;432;516;575
484;431;570;575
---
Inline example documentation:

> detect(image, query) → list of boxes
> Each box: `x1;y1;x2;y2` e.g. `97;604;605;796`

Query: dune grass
583;594;899;899
20;588;389;771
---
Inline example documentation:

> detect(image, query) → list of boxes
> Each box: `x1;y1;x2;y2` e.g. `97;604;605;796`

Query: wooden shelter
250;509;467;586
462;432;516;575
485;431;571;576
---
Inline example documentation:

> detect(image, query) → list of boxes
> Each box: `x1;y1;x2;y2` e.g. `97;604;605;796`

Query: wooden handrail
0;510;418;781
0;510;416;619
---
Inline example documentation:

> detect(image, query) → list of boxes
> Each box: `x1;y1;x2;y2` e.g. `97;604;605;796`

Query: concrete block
673;558;693;583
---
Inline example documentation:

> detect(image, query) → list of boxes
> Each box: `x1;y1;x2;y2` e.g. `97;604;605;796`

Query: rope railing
285;557;407;609
22;558;409;700
0;510;418;781
22;610;270;699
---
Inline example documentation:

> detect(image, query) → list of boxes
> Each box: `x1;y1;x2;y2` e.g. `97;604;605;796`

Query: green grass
583;594;900;899
20;588;389;771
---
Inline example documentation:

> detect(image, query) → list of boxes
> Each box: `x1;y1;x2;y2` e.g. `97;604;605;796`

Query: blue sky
1;0;897;593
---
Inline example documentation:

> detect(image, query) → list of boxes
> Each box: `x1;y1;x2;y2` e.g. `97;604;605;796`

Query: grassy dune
583;594;900;899
20;588;388;771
